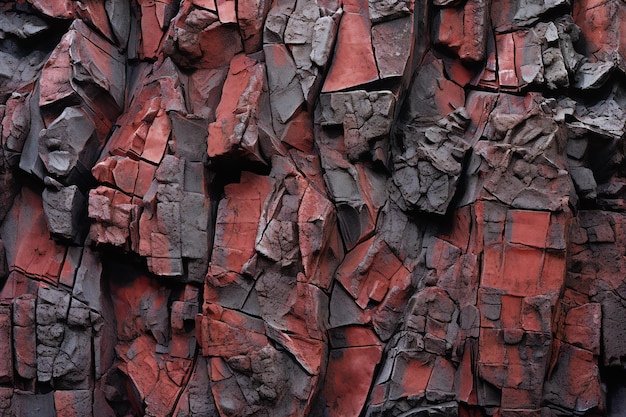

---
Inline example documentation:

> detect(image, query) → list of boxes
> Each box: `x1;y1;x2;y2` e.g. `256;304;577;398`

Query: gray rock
393;109;470;215
37;285;71;325
174;356;218;416
170;113;209;162
543;47;569;89
18;84;46;180
369;0;411;22
52;327;92;387
105;0;131;48
69;21;127;111
264;43;305;123
283;2;319;45
318;90;395;160
575;61;614;90
54;391;93;417
38;107;98;180
2;93;31;154
310;15;339;67
0;11;48;39
513;0;569;28
11;391;55;417
42;185;86;242
263;0;297;43
570;166;597;200
72;246;104;311
67;298;92;328
180;192;209;259
372;16;414;79
156;155;186;184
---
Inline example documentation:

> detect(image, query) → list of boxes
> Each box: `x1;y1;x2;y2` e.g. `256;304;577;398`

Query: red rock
281;110;314;152
500;295;522;330
237;0;270;53
459;0;488;63
426;356;456;399
563;303;601;354
489;0;515;33
496;33;519;88
456;340;476;403
135;161;158;197
216;0;237;23
336;237;404;309
207;54;266;161
402;53;466;123
505;210;550;248
192;0;217;9
196;308;269;357
53;390;92;417
329;325;382;348
141;110;172;164
501;387;537;409
543;343;602;412
388;352;433;399
265;325;325;374
2;92;30;154
318;344;382;416
482;241;563;297
138;0;167;59
117;336;192;416
88;186;139;248
540;250;566;294
502;245;544;296
166;4;243;69
435;7;464;55
27;0;74;19
298;183;335;287
98;67;180;166
480;244;504;290
5;188;67;284
434;0;487;63
439;206;473;252
111;157;139;195
521;294;554;334
109;272;170;341
74;0;115;42
70;21;126;116
38;32;77;110
211;171;274;273
322;12;379;92
0;387;12;416
574;0;626;71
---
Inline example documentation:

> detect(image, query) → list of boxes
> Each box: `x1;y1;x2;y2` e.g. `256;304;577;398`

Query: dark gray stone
43;184;86;242
38;107;98;180
12;391;54;417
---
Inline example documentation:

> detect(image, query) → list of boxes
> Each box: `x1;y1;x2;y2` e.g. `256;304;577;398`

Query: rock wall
0;0;625;416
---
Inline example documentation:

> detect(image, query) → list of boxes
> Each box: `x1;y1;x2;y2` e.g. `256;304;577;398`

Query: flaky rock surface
1;0;626;416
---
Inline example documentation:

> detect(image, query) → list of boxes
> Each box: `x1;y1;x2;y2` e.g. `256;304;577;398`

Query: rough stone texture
1;0;626;416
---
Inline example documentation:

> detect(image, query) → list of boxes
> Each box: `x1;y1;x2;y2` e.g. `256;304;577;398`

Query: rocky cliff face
0;0;625;416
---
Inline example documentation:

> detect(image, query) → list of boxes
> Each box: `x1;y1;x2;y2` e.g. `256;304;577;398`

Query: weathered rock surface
1;0;626;416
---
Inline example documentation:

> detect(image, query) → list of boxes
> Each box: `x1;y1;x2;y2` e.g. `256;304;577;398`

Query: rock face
1;0;626;416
